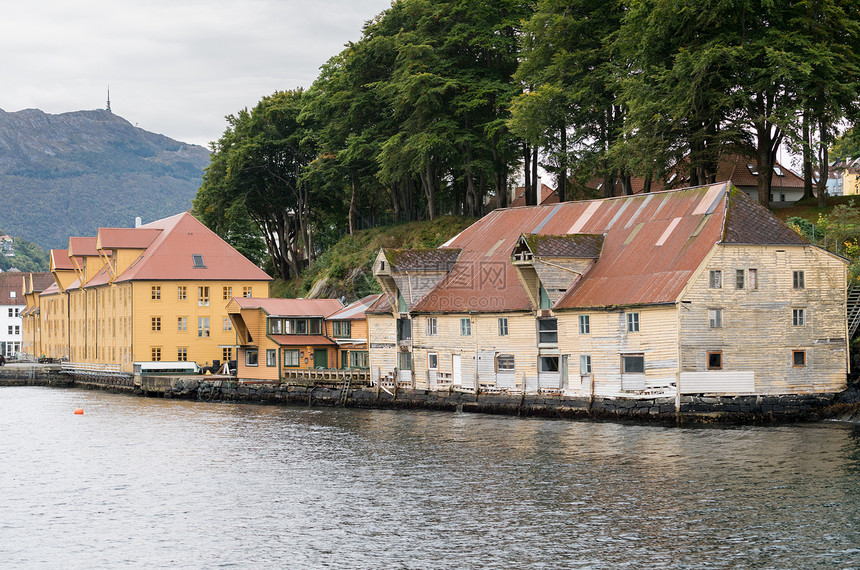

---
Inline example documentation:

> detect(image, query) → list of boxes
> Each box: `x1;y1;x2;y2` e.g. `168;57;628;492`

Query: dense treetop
195;0;860;280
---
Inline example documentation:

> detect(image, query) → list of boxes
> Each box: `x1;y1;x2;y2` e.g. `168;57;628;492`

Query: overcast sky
0;0;393;148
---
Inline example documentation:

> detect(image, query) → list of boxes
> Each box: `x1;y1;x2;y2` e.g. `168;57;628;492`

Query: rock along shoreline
2;364;860;425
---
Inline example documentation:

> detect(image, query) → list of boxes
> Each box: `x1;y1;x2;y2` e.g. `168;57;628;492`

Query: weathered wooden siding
533;258;594;304
407;312;537;390
558;306;679;396
678;244;847;394
368;313;397;381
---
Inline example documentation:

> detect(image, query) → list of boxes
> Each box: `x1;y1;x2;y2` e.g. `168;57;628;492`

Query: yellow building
29;212;271;372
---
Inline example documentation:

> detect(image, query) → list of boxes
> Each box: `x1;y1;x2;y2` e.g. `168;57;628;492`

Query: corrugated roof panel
531;203;562;234
692;183;727;215
656;217;683;246
624;194;654;228
605;197;633;229
568;201;602;234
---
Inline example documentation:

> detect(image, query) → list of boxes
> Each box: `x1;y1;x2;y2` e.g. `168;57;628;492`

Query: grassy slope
770;195;856;223
271;216;476;302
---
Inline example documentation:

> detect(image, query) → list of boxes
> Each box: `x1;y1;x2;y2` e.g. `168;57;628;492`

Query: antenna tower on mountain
106;86;111;113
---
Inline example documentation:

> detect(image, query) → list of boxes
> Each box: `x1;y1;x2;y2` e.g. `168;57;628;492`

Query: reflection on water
1;387;859;568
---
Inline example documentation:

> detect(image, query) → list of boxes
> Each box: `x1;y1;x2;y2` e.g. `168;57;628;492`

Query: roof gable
114;212;271;282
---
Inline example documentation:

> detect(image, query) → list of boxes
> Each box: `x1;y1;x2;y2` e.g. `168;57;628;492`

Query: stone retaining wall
3;366;860;424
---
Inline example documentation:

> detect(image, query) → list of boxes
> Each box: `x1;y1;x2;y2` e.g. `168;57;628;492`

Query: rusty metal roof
328;294;382;321
409;183;809;313
522;233;604;258
232;297;343;318
382;248;461;272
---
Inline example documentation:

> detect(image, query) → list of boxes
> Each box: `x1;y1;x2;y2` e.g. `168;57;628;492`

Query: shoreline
2;364;859;425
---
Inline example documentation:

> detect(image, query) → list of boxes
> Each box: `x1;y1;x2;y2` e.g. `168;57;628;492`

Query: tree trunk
643;173;652;194
802;111;815;201
531;147;539;204
558;125;567;203
817;119;829;209
349;174;357;236
523;143;533;206
421;164;437;220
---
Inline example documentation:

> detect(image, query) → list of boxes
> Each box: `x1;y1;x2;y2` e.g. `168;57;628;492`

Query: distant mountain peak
0;107;210;249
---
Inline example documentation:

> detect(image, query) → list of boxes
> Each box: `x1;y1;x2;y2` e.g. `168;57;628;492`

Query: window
178;316;187;331
428;352;438;370
426;317;438;336
333;320;351;338
397;318;412;342
539;283;552;309
398;352;412;370
246;349;258;367
539;356;559;372
397;292;407;313
151;347;161;362
793;350;806;367
192;254;206;268
538;318;558;344
749;269;758;290
793;308;806;327
198;286;209;306
222;347;233;362
736;269;745;289
242;286;253;298
13;309;18;317
709;270;722;289
9;291;15;299
350;351;369;369
151;285;161;300
708;309;722;329
177;348;188;362
7;326;12;334
498;317;508;336
579;315;590;334
626;312;640;333
198;317;210;338
151;317;161;331
460;318;471;336
793;270;805;290
269;318;283;334
309;319;322;335
223;317;232;331
283;349;300;367
266;349;277;367
497;354;515;371
7;308;12;317
622;354;645;374
295;319;307;335
580;355;592;375
14;325;19;335
177;286;187;300
707;351;722;370
223;286;232;300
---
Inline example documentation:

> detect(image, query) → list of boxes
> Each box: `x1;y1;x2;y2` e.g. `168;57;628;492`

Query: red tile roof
510;183;558;207
232;297;343;317
50;249;75;270
68;237;101;257
409;183;809;313
96;227;162;250
112;212;271;283
269;334;336;346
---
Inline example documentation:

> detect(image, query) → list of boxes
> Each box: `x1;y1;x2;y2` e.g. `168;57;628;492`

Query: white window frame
426;317;437;336
428;352;438;370
579;314;590;334
709;270;722;289
708;308;722;329
580;354;592;375
245;349;258;367
498;317;508;336
793;270;805;290
626;312;640;333
460;318;471;336
793;308;806;327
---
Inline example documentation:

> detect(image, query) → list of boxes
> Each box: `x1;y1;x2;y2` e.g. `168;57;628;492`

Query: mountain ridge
0;107;210;249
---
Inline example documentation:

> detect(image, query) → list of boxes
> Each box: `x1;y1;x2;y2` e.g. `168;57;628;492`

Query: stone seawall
163;377;860;424
3;366;860;424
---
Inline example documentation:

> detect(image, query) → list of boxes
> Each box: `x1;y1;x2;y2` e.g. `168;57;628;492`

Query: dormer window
747;164;759;176
192;254;206;268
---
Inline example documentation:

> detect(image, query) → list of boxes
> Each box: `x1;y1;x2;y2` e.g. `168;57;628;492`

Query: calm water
1;387;859;569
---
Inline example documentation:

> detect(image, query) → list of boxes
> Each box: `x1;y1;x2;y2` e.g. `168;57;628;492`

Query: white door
452;354;462;386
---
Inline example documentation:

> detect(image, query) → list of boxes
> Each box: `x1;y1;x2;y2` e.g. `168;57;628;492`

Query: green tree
193;90;314;280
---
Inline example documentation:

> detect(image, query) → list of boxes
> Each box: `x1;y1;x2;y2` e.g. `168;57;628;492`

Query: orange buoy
74;408;84;415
